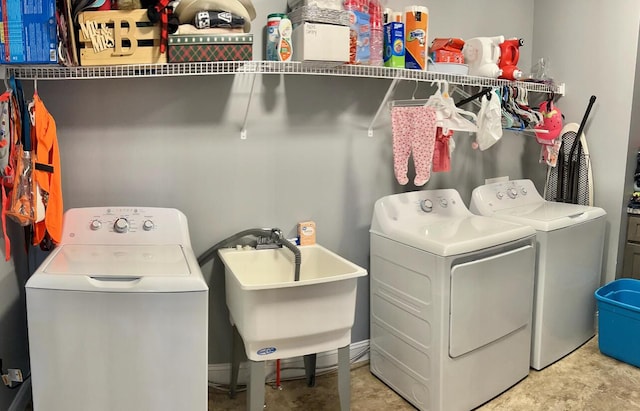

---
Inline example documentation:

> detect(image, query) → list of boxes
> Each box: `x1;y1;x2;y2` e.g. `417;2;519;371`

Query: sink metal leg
247;360;266;411
230;326;245;399
303;353;317;387
338;345;350;411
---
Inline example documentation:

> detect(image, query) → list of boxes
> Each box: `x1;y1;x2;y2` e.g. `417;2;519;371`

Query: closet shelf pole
240;72;258;140
368;77;401;137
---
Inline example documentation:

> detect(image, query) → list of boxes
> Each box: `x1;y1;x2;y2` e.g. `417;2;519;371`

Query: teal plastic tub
595;279;640;368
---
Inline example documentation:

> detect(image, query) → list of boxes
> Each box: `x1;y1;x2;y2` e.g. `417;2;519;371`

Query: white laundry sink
218;244;367;361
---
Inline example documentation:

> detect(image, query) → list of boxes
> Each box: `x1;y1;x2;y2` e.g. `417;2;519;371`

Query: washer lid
491;202;606;231
27;245;208;293
44;244;190;276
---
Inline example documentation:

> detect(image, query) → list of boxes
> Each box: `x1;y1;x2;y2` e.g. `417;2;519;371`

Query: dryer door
449;244;534;358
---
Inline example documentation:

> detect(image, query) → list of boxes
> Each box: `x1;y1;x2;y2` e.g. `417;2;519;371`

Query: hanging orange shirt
33;94;62;245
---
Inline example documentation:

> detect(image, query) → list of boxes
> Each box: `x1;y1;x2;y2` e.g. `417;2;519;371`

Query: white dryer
26;207;208;411
369;189;536;411
470;179;606;370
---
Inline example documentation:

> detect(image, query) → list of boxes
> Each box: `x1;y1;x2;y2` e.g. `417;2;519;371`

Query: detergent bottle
277;16;293;62
498;38;524;80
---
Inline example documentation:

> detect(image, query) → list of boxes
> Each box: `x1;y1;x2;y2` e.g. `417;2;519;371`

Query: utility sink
218;244;367;361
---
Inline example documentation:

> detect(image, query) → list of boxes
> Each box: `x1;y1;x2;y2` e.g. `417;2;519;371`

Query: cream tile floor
209;337;640;410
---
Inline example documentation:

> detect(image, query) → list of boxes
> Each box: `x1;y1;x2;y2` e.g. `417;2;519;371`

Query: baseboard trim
208;339;370;385
8;378;31;411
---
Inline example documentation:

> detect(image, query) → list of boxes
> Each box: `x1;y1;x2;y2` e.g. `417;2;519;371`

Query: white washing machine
470;179;606;370
26;207;208;411
369;189;536;411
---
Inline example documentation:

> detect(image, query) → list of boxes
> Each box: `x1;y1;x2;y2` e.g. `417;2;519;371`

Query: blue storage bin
595;278;640;368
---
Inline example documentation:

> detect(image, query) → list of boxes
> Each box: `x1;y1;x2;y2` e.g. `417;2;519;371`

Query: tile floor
209;337;640;410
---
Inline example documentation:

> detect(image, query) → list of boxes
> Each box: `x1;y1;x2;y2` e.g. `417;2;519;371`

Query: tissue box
287;0;343;11
168;34;253;63
292;23;349;65
0;0;57;64
384;22;405;68
288;6;350;26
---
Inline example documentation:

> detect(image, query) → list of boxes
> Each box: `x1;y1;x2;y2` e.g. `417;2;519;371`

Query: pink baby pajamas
391;105;437;186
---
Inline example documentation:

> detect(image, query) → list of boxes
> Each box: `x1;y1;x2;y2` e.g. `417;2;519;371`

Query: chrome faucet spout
197;227;302;282
271;229;301;282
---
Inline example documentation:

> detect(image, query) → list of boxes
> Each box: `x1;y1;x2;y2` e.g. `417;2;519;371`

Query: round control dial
90;220;102;231
420;199;433;213
521;187;528;195
113;218;129;233
142;220;154;231
507;188;518;199
496;192;504;200
440;198;448;208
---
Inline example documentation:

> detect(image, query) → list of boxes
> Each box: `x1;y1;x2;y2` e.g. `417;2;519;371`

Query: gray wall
532;0;640;284
0;225;32;409
2;0;543;373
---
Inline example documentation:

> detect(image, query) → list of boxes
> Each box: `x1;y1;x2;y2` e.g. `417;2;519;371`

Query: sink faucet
269;229;302;282
197;226;302;282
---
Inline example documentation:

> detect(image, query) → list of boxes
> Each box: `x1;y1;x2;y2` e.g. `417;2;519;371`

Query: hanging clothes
432;128;453;172
391;105;437;186
32;94;63;246
0;90;16;260
474;90;503;151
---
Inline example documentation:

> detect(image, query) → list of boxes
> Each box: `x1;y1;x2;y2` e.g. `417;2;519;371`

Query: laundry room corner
533;0;640;284
10;0;640;409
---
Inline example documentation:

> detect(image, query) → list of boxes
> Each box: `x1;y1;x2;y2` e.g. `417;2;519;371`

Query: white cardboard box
292;23;349;65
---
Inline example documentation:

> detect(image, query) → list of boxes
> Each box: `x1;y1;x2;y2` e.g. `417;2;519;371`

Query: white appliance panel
26;207;209;410
369;190;536;411
449;245;535;357
59;207;193;246
531;217;606;369
27;288;208;411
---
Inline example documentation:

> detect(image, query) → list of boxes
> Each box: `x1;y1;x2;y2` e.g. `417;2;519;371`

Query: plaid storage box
168;34;253;63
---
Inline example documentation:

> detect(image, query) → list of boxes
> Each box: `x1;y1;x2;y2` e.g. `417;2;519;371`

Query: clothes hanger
389;80;436;107
425;80;478;133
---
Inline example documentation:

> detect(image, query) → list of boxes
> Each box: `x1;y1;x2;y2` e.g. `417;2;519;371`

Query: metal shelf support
240;72;257;140
368;77;400;137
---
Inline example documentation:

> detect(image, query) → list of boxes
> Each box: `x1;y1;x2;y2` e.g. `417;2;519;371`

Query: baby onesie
391;105;437;186
432;128;453;172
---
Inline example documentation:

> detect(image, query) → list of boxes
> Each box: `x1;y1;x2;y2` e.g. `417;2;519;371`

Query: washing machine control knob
496;192;504;200
507;188;518;199
440;198;448;208
521;187;528;195
420;199;433;212
113;218;129;233
90;220;102;231
142;220;154;231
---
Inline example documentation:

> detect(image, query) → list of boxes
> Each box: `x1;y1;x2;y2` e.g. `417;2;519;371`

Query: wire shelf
3;61;565;94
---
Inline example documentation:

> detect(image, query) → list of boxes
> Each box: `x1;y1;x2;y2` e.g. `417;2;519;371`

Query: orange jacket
33;94;63;245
